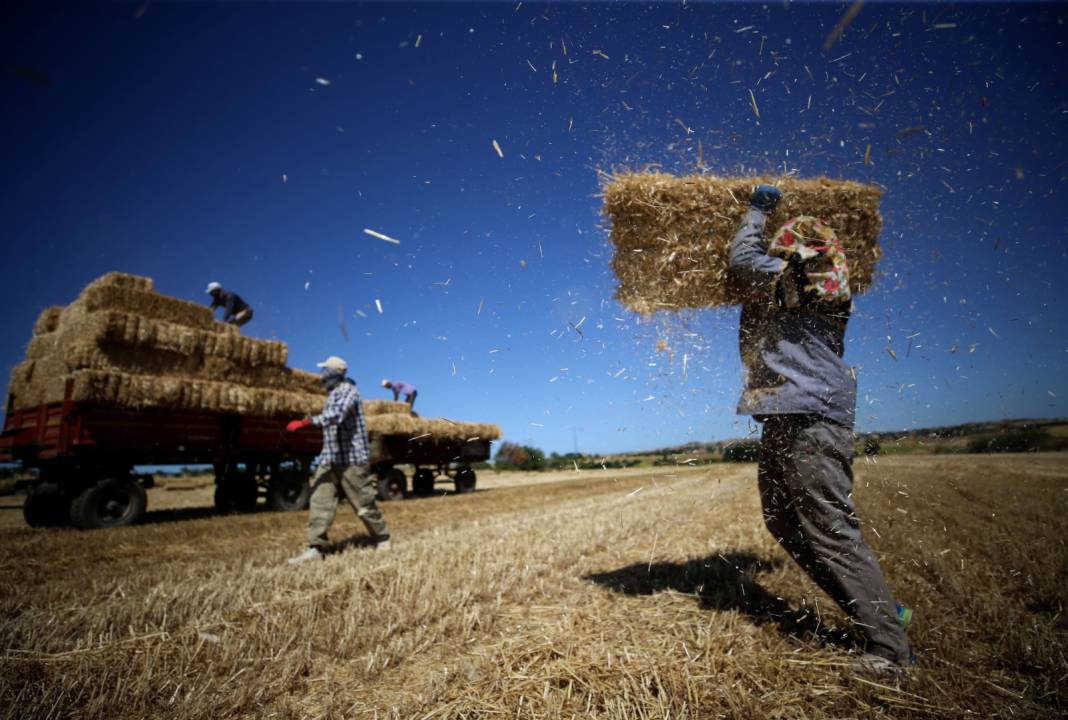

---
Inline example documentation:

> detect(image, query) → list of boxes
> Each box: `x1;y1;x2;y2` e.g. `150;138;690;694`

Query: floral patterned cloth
767;216;851;304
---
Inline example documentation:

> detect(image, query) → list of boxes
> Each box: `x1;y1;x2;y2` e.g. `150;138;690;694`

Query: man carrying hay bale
206;281;253;327
729;185;913;676
286;356;391;564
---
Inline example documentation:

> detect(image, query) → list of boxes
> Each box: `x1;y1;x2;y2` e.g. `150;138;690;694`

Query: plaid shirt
311;378;369;467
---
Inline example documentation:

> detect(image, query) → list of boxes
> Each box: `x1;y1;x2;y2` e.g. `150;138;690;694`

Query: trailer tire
454;468;476;494
23;488;70;528
377;468;406;501
267;472;310;512
69;478;147;530
412;469;435;496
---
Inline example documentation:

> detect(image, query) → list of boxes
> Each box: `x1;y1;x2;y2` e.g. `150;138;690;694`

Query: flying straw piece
748;89;760;119
492;139;504;158
823;0;866;51
375;299;383;314
314;77;331;86
363;228;400;244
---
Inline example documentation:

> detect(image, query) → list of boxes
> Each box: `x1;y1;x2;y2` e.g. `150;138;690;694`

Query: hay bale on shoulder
604;173;883;314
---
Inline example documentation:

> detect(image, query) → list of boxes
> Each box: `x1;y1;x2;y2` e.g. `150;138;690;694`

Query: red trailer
0;381;490;529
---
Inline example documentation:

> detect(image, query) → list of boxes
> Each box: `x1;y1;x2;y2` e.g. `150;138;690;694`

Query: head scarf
767;216;851;304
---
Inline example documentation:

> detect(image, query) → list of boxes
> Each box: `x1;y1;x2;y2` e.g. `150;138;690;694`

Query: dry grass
603;173;883;314
0;453;1064;718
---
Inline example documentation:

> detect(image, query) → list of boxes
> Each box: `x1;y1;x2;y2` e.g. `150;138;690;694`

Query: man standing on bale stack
728;185;913;677
206;282;253;328
286;356;391;565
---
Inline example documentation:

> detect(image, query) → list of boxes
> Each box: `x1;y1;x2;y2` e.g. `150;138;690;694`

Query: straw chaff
603;173;883;314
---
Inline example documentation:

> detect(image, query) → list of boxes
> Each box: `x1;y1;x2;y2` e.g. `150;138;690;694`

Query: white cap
205;281;222;294
381;379;390;387
316;356;348;373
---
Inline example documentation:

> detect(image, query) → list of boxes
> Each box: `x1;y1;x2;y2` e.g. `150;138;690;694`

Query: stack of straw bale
9;273;321;416
603;173;884;314
8;273;501;442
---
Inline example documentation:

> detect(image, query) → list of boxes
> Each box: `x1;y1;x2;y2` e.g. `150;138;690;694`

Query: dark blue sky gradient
3;2;1066;454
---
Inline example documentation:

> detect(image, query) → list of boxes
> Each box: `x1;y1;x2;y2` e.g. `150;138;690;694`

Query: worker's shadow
585;551;855;651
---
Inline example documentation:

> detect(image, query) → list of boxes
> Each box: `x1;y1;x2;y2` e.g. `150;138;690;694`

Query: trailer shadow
585;551;856;652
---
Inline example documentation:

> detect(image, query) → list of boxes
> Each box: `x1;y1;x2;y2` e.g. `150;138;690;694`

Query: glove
750;185;782;213
286;418;312;432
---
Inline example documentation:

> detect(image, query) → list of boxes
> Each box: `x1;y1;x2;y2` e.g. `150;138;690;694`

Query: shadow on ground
586;551;856;651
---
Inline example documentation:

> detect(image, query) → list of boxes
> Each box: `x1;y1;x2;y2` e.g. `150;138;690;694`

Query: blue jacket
729;207;856;427
209;290;250;322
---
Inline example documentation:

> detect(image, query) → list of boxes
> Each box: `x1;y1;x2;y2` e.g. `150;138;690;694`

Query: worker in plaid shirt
286;356;391;564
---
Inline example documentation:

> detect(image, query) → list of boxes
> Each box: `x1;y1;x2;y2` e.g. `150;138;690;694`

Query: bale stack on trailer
2;272;502;528
9;273;321;416
7;272;502;447
603;173;884;314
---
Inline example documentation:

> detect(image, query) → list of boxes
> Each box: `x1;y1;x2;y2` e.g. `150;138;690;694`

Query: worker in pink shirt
381;379;417;410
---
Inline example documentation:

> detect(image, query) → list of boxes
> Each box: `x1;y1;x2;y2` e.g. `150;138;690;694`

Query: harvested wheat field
603;173;883;314
0;453;1065;719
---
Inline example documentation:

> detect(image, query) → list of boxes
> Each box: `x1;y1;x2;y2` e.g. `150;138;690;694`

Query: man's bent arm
729;207;786;288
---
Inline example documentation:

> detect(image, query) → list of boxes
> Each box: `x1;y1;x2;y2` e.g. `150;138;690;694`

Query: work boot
375;538;392;552
287;547;323;565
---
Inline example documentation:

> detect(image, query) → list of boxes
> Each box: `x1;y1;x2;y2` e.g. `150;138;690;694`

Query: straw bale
15;341;319;401
60;370;324;416
72;284;219;331
603;173;883;314
364;400;412;416
25;311;287;367
84;272;155;294
367;412;502;441
32;307;64;336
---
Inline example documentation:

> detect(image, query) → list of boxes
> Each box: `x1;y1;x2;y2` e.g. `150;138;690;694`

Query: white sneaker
287;547;323;565
375;539;392;552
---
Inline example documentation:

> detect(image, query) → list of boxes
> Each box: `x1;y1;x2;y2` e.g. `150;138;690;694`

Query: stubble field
1;453;1065;719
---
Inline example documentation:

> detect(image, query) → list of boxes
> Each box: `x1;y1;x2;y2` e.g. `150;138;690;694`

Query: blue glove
750;185;781;212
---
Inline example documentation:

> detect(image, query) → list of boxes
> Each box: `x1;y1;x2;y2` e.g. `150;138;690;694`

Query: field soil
1;454;1065;719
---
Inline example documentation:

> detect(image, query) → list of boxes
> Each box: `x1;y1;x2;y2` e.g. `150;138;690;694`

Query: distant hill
583;418;1068;468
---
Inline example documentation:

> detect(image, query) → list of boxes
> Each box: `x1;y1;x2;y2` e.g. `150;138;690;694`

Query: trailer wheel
23;488;70;528
377;468;406;501
412;468;435;496
69;478;147;530
454;468;476;494
267;471;310;512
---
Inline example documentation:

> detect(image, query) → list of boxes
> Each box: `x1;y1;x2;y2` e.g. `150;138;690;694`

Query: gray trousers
758;415;909;663
306;464;389;548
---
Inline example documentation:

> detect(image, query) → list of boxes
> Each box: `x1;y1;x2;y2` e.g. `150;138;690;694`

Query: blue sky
2;2;1066;455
